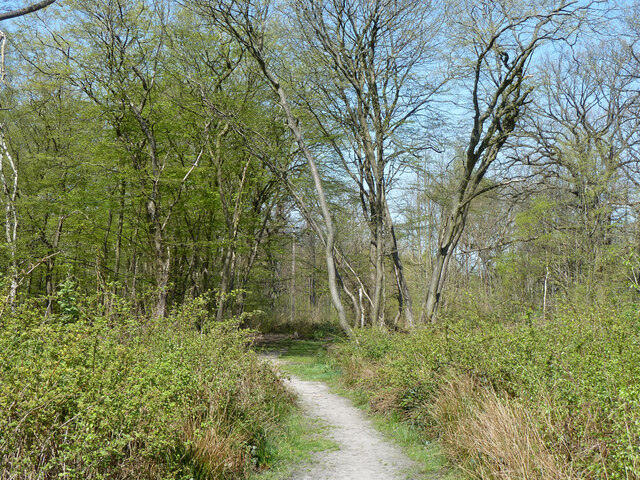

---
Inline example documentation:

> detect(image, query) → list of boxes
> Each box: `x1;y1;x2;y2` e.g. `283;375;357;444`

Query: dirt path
264;354;419;480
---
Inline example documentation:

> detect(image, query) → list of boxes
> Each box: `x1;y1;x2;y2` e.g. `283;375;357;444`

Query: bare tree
422;0;598;322
287;0;445;327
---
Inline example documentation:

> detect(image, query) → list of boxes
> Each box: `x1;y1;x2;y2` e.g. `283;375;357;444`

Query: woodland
2;0;640;479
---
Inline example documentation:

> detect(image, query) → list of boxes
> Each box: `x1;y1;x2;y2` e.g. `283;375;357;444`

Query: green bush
330;304;640;479
0;298;293;479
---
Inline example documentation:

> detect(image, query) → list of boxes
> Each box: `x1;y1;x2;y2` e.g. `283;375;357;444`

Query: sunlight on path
265;354;419;480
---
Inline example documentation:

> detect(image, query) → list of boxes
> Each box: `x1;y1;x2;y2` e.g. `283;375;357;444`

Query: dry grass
430;375;574;480
181;416;249;479
369;386;405;415
341;357;380;388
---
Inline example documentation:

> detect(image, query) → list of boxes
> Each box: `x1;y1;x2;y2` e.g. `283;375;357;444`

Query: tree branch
0;0;56;21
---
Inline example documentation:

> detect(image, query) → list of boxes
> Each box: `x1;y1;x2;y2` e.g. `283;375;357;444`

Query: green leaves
0;298;292;479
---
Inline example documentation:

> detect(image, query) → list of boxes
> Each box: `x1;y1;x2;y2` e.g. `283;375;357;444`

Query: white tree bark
0;125;18;310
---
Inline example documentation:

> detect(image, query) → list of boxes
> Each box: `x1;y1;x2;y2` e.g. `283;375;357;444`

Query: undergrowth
0;296;293;479
329;304;640;479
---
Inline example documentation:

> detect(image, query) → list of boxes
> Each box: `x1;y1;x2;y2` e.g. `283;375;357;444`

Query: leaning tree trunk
198;2;353;336
264;69;352;337
422;188;472;322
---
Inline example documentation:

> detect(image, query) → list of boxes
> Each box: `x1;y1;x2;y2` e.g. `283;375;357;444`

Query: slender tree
286;0;445;327
185;0;354;336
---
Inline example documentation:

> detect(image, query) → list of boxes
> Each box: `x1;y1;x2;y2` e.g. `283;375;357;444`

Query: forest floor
255;337;453;480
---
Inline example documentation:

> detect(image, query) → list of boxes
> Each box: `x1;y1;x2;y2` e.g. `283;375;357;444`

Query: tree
285;0;445;327
421;0;597;322
520;42;640;302
0;124;18;308
31;0;207;318
185;0;354;336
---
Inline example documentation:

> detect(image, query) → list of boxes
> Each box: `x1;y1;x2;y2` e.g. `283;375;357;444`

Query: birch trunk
0;126;18;310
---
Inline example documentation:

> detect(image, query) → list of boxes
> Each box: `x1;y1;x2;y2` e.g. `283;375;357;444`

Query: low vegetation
329;303;640;479
0;297;293;480
248;411;340;480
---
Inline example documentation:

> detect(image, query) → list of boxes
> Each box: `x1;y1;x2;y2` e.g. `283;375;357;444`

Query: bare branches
422;0;602;322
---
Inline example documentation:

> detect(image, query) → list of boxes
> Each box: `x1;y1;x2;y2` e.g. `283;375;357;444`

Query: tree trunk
422;202;467;323
308;227;317;308
370;219;384;326
0;126;18;310
268;74;352;336
236;207;273;316
114;181;125;281
291;235;296;324
45;216;65;317
216;247;235;322
384;199;415;327
153;239;170;320
423;249;446;323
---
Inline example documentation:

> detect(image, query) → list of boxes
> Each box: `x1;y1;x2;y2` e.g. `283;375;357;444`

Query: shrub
0;298;293;479
329;304;640;479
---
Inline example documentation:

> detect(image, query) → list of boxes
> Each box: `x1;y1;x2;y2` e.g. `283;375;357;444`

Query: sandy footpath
264;354;420;480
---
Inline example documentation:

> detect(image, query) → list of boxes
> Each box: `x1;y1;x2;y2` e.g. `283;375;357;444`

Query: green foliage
56;279;80;322
0;297;293;479
330;305;640;479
